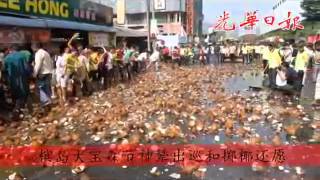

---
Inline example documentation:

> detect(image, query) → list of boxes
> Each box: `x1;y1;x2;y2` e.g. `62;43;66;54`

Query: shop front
0;26;51;50
0;0;115;50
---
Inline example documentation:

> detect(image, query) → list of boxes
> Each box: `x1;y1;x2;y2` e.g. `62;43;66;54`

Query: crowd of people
160;41;265;67
0;33;158;118
261;40;320;96
160;42;239;67
0;33;319;119
159;39;320;98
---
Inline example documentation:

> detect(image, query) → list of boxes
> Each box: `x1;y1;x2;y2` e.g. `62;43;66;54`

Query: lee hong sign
0;0;113;26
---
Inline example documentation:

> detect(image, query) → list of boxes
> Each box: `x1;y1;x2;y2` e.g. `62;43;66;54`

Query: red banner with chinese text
0;144;320;167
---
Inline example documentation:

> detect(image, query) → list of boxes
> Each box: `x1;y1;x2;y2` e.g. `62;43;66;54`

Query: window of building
170;13;175;23
127;13;146;25
155;13;167;24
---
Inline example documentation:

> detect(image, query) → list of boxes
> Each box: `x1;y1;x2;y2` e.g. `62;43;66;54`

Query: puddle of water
224;71;265;95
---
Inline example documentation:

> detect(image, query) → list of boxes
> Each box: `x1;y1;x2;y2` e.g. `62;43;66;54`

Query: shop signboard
0;27;50;44
163;23;182;34
151;19;158;37
154;0;165;10
186;0;194;35
0;0;113;25
88;32;110;47
157;35;179;48
179;36;187;44
116;0;125;25
79;0;113;26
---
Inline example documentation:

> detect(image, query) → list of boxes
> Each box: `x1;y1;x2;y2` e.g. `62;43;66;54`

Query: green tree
301;0;320;20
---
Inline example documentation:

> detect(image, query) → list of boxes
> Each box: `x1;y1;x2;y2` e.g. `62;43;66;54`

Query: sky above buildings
203;0;304;35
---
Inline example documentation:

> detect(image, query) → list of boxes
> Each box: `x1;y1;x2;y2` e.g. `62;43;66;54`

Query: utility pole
147;0;151;52
151;0;155;19
147;0;156;52
151;0;156;51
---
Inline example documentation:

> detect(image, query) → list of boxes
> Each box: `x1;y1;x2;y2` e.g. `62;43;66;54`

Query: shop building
0;0;115;51
116;0;203;46
186;0;203;38
117;0;186;35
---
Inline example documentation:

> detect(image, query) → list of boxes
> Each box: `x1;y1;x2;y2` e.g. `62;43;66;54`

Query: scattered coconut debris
169;173;181;179
71;165;86;174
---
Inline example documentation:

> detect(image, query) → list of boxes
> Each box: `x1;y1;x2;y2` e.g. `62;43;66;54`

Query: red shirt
116;49;124;60
163;48;169;56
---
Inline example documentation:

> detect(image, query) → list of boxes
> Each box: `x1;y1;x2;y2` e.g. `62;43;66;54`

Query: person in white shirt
220;45;227;63
56;50;67;104
77;49;92;94
102;47;114;89
147;48;160;71
276;67;287;87
107;50;113;72
305;44;315;71
280;43;293;64
313;41;320;102
32;43;54;107
229;44;236;62
314;41;320;83
137;51;148;71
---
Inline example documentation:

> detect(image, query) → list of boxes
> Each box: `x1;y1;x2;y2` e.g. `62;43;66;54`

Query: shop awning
0;15;47;28
116;27;148;37
0;15;116;33
45;19;116;32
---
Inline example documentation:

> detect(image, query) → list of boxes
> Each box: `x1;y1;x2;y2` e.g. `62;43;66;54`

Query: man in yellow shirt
267;43;282;89
65;50;78;76
187;45;194;65
87;47;100;83
294;42;309;91
64;49;80;97
179;46;186;65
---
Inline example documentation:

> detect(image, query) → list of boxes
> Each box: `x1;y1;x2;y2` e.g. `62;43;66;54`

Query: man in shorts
55;47;69;105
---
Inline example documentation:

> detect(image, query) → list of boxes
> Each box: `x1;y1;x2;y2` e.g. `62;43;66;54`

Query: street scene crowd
1;0;320;178
1;34;319;120
0;33;320;179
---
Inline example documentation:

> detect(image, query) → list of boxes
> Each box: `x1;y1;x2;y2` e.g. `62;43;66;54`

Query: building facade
186;0;203;38
0;0;115;48
117;0;202;37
